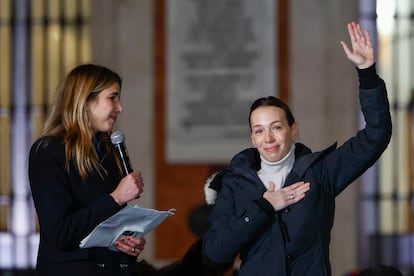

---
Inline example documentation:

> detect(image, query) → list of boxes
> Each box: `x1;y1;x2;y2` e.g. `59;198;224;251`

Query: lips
265;145;279;152
108;115;117;122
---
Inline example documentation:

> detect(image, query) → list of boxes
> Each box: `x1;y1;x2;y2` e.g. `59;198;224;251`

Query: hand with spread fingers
340;21;374;69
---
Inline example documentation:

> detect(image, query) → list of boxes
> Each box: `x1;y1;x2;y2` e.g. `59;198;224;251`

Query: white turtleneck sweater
257;144;296;191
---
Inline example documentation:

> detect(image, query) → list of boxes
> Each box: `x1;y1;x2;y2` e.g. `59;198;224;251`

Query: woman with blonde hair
29;64;145;275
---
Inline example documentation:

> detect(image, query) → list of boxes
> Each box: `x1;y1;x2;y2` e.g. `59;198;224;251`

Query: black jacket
28;136;134;276
203;80;392;276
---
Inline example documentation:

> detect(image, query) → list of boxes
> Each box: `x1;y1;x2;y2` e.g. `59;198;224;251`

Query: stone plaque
167;0;277;163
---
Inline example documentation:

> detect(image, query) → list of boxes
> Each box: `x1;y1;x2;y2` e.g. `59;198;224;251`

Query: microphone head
110;131;125;145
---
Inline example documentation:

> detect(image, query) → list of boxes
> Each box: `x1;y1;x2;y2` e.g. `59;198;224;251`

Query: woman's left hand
114;236;146;257
340;21;375;69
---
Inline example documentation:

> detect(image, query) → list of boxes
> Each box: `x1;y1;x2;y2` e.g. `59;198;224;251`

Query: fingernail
115;242;120;248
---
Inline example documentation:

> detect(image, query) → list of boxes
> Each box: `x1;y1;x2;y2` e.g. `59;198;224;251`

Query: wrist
110;192;123;206
255;197;275;215
356;60;374;70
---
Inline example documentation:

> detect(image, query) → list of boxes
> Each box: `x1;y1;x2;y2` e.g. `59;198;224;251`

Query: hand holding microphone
109;131;144;206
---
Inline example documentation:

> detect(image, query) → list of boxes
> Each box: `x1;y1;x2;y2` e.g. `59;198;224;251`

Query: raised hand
340;22;375;69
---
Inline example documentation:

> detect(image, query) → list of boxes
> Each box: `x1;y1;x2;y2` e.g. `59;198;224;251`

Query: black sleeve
357;63;381;89
254;198;275;216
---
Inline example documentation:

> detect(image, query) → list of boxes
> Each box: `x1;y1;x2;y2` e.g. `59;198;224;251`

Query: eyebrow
251;120;282;128
109;91;120;96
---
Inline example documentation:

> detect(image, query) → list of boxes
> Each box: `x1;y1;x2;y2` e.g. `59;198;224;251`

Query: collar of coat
204;142;337;205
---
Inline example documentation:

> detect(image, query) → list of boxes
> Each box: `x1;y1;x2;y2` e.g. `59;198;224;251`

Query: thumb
340;41;352;58
267;181;275;191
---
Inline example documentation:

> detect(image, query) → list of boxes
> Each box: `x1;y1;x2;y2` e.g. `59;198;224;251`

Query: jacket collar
284;142;337;185
206;142;338;201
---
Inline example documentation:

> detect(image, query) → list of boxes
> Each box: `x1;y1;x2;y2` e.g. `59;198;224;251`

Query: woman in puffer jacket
202;22;392;276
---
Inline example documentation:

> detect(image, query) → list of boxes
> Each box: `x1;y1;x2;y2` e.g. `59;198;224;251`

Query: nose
264;129;274;142
116;101;123;113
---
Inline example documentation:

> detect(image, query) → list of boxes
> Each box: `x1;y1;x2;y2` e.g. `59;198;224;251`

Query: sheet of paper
79;205;175;249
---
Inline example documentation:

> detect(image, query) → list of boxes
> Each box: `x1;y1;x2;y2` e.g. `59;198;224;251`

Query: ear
291;123;299;141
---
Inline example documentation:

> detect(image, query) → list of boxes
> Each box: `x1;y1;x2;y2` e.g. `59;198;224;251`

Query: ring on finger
131;248;135;253
290;194;294;200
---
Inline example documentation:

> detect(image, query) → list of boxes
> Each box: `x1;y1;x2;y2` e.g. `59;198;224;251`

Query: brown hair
248;96;295;130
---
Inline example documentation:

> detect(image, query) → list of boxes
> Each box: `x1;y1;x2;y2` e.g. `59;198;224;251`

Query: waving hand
340;22;375;69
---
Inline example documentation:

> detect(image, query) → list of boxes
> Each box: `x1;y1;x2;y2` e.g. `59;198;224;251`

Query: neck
258;144;296;190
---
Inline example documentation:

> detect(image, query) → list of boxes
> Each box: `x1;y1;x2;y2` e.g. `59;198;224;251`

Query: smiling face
86;82;122;133
250;106;298;162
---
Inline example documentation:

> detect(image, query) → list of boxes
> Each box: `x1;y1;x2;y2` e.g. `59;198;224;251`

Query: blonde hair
42;64;122;180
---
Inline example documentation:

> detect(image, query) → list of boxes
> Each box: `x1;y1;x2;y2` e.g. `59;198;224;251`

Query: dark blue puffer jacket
203;80;392;276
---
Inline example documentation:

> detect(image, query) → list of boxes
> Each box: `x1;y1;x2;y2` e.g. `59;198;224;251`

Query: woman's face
250;106;298;162
86;82;122;133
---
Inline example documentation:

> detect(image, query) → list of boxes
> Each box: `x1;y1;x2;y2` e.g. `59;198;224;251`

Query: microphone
110;131;133;176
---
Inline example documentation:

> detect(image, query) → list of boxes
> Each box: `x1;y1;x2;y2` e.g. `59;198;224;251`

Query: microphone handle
114;143;133;176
